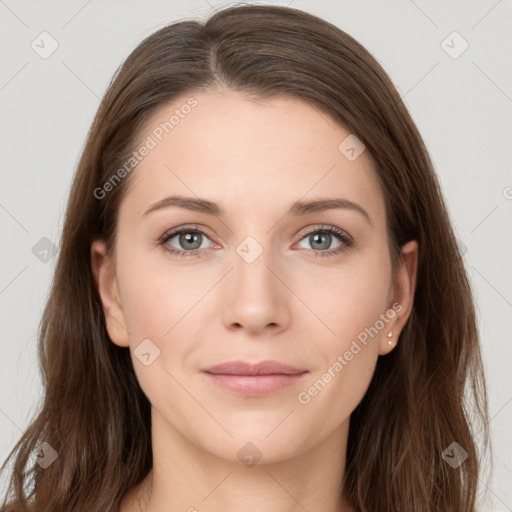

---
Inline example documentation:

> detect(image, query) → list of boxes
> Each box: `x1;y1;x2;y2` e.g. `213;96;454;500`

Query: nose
221;242;290;336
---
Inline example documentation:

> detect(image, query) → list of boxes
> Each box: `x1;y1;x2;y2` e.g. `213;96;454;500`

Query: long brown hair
1;5;489;511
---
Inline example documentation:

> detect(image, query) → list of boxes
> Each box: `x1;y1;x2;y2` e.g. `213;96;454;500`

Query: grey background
1;0;511;509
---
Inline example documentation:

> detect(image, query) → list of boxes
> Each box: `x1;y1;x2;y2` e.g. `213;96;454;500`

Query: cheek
294;247;391;414
297;246;392;348
296;264;391;422
115;254;199;417
116;243;202;339
115;245;211;398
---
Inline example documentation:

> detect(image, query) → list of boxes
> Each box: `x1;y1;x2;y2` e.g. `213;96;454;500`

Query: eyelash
158;224;353;259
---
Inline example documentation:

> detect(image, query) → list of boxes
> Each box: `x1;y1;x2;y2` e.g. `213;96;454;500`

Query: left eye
296;229;344;252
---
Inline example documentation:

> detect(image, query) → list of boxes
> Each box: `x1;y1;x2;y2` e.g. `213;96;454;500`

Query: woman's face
92;90;417;464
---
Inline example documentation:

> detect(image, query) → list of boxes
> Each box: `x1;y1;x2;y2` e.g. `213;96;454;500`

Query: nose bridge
233;233;279;297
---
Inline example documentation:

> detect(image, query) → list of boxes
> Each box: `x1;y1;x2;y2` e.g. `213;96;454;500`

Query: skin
91;90;418;512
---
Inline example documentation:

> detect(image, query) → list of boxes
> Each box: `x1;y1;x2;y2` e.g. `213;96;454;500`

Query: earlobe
379;329;397;356
90;240;129;347
378;240;418;355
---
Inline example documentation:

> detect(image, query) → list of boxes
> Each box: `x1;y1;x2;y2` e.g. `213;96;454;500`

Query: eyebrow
141;195;372;226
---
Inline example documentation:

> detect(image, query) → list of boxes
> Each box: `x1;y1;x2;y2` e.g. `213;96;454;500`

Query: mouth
202;360;309;397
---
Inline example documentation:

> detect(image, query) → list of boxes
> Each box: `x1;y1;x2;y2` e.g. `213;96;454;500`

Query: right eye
159;226;216;258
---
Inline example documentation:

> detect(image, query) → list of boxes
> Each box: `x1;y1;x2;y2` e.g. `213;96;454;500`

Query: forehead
119;90;386;225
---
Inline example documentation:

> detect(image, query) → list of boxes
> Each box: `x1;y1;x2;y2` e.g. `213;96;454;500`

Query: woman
1;4;489;511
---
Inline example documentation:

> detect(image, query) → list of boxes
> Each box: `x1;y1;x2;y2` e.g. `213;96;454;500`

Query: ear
91;239;129;347
379;240;418;355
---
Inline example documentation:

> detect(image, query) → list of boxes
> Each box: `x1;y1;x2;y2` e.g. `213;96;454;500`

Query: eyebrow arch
141;195;372;226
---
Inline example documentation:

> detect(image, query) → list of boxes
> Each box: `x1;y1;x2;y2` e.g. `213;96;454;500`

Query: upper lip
203;360;308;376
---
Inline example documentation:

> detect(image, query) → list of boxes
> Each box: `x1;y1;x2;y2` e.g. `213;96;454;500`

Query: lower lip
204;372;308;396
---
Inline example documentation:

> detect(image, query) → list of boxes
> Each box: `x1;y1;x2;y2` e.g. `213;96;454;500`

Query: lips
202;360;309;396
203;360;307;376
